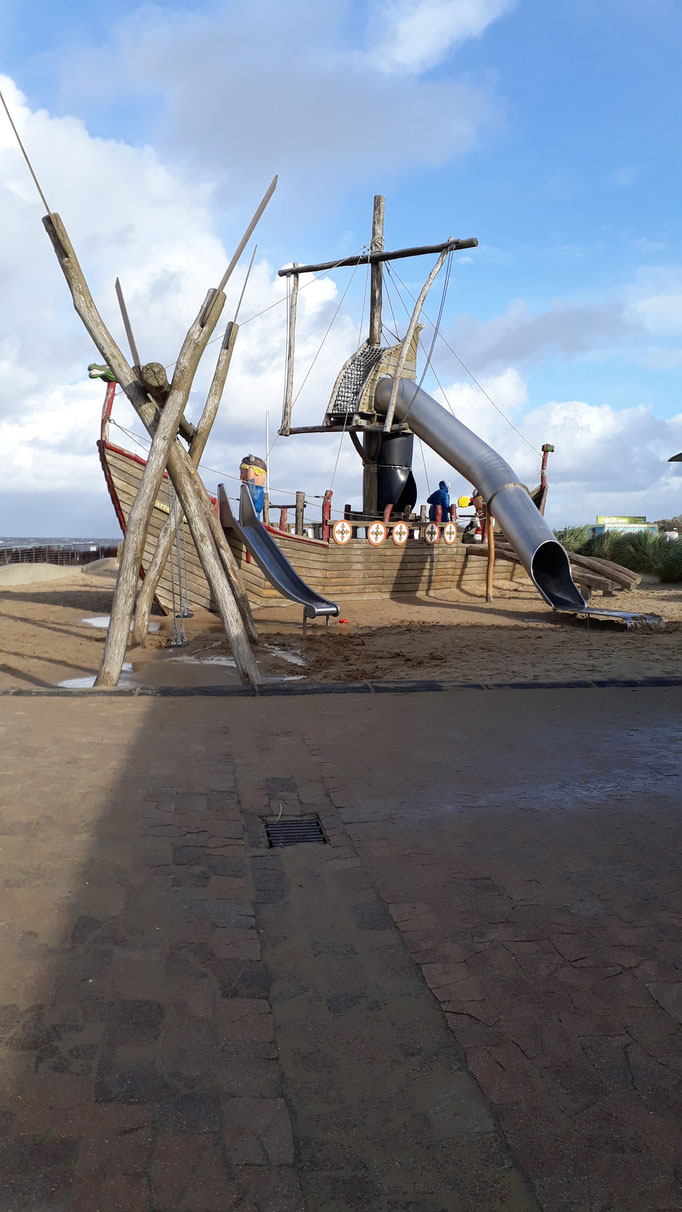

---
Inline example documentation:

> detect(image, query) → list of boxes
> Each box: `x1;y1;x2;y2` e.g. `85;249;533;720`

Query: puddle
168;649;237;669
82;616;160;633
264;644;306;668
59;663;134;689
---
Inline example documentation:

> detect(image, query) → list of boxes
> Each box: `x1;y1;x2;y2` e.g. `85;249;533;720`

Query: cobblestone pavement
0;686;680;1210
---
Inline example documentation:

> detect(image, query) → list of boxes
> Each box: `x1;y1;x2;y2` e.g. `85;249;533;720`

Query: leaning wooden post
97;287;225;686
486;507;495;602
280;265;299;435
42;213;259;688
322;490;333;542
383;245;450;433
132;321;258;646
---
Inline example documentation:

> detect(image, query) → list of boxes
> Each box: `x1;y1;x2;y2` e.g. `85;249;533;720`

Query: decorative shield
442;521;458;545
424;522;440;545
391;521;409;546
332;519;353;546
367;521;387;546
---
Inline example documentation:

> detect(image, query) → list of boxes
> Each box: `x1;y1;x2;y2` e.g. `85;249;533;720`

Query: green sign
596;515;647;525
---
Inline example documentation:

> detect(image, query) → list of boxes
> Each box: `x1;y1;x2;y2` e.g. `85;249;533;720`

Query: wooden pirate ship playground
2;76;638;692
97;192;636;649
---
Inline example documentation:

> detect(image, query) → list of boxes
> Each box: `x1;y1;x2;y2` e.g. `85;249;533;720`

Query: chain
167;482;188;646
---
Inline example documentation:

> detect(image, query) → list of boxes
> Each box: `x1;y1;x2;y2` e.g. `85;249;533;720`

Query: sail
325;329;422;426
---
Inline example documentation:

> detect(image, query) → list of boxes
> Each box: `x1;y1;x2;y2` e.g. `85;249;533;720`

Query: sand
1;558;680;690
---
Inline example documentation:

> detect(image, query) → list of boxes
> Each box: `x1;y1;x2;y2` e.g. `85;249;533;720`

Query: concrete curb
2;676;682;698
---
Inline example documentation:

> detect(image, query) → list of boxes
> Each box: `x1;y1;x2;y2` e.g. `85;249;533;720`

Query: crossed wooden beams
43;177;277;689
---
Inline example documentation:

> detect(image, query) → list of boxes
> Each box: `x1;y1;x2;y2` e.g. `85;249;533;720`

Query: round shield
391;522;409;546
442;521;458;545
424;523;440;545
332;519;352;546
367;521;387;546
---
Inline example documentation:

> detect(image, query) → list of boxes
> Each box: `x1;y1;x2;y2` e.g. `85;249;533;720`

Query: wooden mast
368;195;384;345
363;195;385;515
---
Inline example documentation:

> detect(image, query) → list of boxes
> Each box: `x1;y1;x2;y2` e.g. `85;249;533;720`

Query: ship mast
363;194;386;514
277;202;477;516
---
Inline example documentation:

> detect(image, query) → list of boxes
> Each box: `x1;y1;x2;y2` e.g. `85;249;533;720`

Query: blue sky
1;0;681;537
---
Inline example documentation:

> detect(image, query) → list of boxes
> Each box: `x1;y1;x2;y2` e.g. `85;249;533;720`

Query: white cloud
628;267;682;338
51;1;506;205
446;297;639;371
368;0;516;74
612;165;638;188
2;68;682;542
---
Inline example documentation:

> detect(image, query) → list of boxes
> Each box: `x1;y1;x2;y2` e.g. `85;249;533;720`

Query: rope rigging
388;263;541;457
103;231;542;529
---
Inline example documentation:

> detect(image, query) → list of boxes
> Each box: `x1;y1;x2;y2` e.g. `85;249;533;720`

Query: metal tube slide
374;377;584;611
219;484;339;620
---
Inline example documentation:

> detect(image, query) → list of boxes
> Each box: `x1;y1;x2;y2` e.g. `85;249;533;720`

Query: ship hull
98;437;525;615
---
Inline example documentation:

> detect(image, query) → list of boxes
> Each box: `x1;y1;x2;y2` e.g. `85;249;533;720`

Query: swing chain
167;481;188;647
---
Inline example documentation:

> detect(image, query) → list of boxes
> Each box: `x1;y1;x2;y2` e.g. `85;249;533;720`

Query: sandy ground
1;558;680;689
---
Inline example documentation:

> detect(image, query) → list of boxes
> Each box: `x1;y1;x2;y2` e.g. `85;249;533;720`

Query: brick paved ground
0;686;680;1210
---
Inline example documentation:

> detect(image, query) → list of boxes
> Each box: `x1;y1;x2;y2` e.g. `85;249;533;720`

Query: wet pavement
0;685;680;1210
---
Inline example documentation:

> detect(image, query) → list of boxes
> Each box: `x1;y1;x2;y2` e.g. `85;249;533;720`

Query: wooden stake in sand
132;247;261;646
131;321;257;646
486;507;495;602
42;212;260;688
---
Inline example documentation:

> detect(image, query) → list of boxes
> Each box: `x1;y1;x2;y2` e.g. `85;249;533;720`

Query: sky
1;0;682;539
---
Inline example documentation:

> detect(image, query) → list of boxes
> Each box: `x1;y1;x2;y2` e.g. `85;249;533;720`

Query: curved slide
219;483;340;621
375;378;585;612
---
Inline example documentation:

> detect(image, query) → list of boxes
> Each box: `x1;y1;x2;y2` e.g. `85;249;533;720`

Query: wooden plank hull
99;439;527;615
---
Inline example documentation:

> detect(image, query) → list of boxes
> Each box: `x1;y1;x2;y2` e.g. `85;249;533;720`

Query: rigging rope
384;265;458;415
327;263;370;494
418;438;431;497
381;273;401;342
388;265;541;457
265;255;363;470
109;419;301;498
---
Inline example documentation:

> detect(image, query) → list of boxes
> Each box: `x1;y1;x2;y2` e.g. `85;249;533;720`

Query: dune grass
554;526;682;583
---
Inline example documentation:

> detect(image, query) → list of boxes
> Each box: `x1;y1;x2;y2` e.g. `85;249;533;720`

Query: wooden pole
97;287;225;685
277;235;477;276
295;491;305;535
486;508;495;602
43;213;259;688
280;265;299;435
132;321;258;646
200;175;277;327
382;246;449;433
129;228;259;645
368;195;385;347
114;277;143;375
362;196;385;516
322;490;333;542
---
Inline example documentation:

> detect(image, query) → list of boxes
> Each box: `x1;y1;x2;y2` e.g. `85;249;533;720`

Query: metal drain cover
266;817;326;848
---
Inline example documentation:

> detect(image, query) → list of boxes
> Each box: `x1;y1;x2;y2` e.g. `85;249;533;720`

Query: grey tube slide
375;378;584;611
219;484;340;620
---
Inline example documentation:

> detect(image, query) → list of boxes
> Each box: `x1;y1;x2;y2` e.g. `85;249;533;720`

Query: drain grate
266;816;326;848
